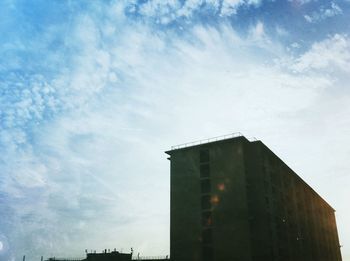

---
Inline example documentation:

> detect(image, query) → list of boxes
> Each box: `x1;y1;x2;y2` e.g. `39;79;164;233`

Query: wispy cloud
127;0;263;23
221;0;262;16
304;2;343;23
1;1;350;261
290;34;350;73
289;0;313;5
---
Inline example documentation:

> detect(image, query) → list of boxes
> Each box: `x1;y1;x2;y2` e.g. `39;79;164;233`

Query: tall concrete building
166;134;342;261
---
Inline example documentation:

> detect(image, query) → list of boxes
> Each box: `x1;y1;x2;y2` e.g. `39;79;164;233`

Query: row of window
253;154;339;260
200;149;213;261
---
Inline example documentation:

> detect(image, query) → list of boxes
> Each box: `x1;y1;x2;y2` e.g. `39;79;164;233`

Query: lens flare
217;183;225;191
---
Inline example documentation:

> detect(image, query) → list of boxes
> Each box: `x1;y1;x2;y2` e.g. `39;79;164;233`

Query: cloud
0;17;334;258
290;0;312;5
1;1;350;261
250;20;265;38
275;25;289;37
304;2;343;23
220;0;262;16
290;34;350;73
128;0;263;23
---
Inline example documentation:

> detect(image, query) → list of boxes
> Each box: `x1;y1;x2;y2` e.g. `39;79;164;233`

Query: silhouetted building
166;134;342;261
46;251;132;261
45;251;168;261
85;251;132;261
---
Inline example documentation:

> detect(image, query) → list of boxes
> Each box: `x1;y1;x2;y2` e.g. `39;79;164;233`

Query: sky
0;0;349;260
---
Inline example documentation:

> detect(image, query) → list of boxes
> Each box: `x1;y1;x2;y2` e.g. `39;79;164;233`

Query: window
202;211;213;227
200;164;210;178
201;195;212;210
201;179;211;194
200;149;210;163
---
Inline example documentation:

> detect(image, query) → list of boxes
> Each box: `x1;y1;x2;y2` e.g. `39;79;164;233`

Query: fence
46;257;85;261
170;132;243;150
132;256;169;260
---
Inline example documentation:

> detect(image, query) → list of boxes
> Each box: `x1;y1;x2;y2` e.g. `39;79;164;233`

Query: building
45;251;168;261
166;134;342;261
46;251;132;261
45;251;169;261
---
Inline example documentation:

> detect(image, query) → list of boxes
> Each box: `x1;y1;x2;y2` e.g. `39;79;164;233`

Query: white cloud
221;0;262;16
138;0;181;19
247;21;277;51
291;42;301;49
304;2;343;23
304;14;312;23
176;0;204;18
134;0;263;23
275;25;289;37
251;20;265;38
324;2;343;17
288;0;315;5
290;34;350;73
2;2;350;261
221;0;243;15
4;21;339;259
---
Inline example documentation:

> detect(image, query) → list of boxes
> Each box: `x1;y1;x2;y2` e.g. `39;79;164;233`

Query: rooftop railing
46;257;85;261
170;132;244;150
132;256;169;260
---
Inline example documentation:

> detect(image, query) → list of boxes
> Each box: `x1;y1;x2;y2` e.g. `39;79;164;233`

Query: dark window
201;179;211;194
200;164;210;178
202;211;213;227
202;228;213;244
200;149;210;163
201;195;212;210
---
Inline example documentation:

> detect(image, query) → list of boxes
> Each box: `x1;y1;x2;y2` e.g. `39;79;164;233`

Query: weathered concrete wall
167;137;252;261
167;136;342;261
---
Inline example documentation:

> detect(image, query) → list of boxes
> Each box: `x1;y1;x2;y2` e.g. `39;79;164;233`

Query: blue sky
1;0;350;260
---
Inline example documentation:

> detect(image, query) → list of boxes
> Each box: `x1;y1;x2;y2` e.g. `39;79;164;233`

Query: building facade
166;134;342;261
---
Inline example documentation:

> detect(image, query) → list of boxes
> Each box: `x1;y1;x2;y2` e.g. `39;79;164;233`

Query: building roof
165;132;256;154
165;133;335;211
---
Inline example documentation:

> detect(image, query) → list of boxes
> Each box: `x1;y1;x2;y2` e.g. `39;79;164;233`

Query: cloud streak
290;34;350;73
127;0;263;23
1;1;350;261
304;2;343;23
